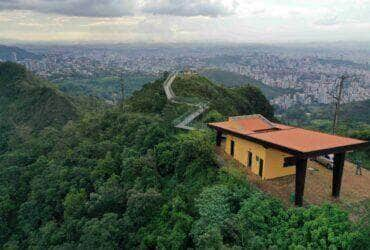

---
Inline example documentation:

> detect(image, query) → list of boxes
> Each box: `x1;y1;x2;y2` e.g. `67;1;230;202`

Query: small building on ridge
208;114;368;206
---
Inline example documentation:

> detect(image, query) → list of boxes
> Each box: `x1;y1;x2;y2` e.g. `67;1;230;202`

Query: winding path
163;72;209;130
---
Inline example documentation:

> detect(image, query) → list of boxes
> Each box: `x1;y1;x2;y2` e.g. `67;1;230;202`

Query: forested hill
127;73;275;122
0;62;79;131
199;68;293;99
281;99;370;129
0;68;368;249
0;45;41;61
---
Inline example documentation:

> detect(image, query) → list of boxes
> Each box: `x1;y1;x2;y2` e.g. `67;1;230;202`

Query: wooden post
216;130;222;146
295;158;307;206
332;152;345;198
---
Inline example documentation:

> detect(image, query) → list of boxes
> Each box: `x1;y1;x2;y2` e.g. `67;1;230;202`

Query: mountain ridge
0;45;42;61
0;62;79;131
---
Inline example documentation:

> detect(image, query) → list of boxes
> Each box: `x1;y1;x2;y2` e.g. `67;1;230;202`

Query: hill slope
0;45;41;61
0;62;79;131
127;73;275;124
280;100;370;131
172;74;275;120
199;68;293;99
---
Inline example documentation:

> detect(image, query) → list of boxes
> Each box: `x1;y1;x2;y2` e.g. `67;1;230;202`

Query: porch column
332;152;345;198
216;130;222;146
295;158;307;206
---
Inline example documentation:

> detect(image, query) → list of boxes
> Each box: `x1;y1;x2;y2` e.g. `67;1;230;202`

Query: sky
0;0;369;44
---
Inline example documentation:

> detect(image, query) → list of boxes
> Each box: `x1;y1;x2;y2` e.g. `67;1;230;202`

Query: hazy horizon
1;0;369;44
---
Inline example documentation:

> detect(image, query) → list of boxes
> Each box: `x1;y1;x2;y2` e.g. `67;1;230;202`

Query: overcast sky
0;0;369;43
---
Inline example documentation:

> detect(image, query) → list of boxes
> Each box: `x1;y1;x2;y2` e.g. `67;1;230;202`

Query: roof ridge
248;127;298;135
229;114;276;129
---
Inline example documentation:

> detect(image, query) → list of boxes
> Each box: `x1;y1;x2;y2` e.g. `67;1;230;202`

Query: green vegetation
0;62;79;131
52;73;157;101
0;45;42;61
0;62;102;153
199;68;293;99
172;75;275;121
280;100;370;169
0;63;368;249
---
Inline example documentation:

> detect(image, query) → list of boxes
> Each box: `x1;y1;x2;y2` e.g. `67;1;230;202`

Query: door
230;140;235;157
259;159;264;177
247;151;252;167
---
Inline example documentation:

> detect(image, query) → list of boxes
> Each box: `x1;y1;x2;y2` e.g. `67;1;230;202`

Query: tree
78;213;122;249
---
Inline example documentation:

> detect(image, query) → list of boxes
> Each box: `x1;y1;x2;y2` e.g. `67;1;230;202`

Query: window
259;159;264;177
247;151;252;167
284;157;296;168
230;140;235;157
283;162;295;168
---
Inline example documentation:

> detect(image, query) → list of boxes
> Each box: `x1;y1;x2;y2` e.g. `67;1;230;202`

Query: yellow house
208;114;368;206
224;134;294;180
210;115;295;180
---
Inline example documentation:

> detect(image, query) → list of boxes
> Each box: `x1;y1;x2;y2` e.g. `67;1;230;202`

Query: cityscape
5;43;370;110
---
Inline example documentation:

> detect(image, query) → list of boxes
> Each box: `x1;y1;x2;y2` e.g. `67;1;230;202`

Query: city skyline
1;0;370;43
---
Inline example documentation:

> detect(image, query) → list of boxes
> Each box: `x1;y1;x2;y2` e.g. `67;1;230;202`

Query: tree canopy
0;65;368;249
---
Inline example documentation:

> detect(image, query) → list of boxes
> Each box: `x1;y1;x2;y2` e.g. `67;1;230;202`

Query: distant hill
280;99;370;129
0;62;79;131
0;45;42;61
199;68;293;99
52;73;157;102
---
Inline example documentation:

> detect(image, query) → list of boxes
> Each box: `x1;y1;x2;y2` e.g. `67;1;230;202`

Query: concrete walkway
163;72;209;130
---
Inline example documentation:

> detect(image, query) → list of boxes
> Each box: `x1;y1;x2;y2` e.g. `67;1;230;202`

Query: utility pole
120;73;125;111
332;75;347;134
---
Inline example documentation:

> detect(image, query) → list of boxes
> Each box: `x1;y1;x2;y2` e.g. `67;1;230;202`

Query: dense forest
51;73;157;102
0;62;369;249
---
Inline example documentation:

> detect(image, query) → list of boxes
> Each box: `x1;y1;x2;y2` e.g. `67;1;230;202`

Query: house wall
225;134;295;180
226;134;267;179
264;148;295;179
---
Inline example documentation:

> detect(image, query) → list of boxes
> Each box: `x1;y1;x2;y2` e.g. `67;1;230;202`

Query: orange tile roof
209;114;368;155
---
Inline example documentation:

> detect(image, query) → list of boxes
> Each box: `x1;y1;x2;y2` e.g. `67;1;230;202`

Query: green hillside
0;62;79;131
0;45;41;61
127;73;275;128
0;70;368;249
281;99;370;129
199;68;293;99
52;73;157;101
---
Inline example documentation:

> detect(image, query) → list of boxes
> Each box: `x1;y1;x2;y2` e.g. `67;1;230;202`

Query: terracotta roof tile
208;115;368;154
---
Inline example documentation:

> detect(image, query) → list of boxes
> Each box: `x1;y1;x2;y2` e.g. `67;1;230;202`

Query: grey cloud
142;0;236;17
0;0;135;17
0;0;237;17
